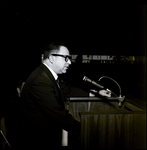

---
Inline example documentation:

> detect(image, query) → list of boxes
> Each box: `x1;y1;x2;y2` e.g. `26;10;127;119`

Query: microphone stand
67;76;125;110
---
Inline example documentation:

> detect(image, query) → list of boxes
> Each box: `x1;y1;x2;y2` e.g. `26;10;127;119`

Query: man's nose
67;59;71;65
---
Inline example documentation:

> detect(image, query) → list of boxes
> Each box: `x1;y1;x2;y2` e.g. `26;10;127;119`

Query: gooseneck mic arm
98;76;125;107
98;76;122;97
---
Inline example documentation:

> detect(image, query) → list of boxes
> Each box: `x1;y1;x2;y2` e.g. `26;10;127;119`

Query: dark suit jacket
19;63;88;149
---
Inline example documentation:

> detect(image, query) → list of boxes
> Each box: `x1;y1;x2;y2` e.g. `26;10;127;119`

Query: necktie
56;78;60;89
56;78;65;104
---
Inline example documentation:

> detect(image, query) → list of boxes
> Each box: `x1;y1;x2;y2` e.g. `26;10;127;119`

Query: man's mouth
64;66;69;69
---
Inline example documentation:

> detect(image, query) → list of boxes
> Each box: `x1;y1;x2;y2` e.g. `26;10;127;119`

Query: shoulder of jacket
41;71;49;79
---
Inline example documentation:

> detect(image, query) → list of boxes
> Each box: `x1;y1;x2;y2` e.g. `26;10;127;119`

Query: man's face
52;46;71;74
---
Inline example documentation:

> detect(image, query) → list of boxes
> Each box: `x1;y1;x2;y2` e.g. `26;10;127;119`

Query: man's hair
43;42;65;60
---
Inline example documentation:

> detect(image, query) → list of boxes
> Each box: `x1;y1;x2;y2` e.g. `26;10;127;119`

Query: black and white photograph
1;2;146;150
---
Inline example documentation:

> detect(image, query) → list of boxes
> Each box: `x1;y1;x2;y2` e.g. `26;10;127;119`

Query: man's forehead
59;46;70;54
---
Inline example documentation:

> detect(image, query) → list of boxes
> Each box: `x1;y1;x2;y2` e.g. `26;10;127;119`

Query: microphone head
83;76;92;83
83;76;87;81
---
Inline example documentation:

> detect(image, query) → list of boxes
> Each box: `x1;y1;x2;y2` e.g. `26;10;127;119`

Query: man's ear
48;55;54;63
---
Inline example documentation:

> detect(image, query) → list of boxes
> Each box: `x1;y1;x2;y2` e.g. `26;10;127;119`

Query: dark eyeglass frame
51;54;72;62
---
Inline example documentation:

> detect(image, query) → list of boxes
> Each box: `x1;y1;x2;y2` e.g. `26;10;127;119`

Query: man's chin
62;70;67;74
62;69;68;74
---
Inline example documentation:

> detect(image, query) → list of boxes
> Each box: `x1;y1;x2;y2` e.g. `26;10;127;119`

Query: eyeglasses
51;54;72;62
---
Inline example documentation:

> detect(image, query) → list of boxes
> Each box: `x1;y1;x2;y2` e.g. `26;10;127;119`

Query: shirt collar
43;63;58;80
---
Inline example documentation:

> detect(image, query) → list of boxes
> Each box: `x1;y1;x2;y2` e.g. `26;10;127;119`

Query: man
18;42;110;149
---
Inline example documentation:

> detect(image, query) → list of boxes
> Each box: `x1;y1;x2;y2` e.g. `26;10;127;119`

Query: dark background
1;2;146;117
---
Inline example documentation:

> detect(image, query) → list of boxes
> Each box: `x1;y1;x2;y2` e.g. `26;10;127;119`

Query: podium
67;96;146;149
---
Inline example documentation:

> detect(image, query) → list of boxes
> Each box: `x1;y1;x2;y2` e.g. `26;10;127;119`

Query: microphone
83;76;104;89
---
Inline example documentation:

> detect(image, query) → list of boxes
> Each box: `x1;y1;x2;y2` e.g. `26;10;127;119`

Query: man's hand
89;89;111;97
89;89;97;97
99;89;111;97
